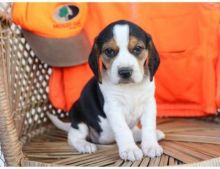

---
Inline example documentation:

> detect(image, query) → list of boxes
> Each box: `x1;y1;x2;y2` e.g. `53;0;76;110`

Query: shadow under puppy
47;20;165;161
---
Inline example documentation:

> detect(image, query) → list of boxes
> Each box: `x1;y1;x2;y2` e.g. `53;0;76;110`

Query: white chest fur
96;77;155;144
99;77;155;128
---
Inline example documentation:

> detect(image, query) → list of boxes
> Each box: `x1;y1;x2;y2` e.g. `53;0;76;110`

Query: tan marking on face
128;36;149;73
128;36;145;50
143;50;149;75
101;38;119;69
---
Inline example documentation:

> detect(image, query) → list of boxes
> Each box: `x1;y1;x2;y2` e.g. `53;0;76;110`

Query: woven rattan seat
1;8;220;166
21;118;220;166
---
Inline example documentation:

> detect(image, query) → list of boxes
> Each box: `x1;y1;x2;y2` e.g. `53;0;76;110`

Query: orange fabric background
49;3;220;116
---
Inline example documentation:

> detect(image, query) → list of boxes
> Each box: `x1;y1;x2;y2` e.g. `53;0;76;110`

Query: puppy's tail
46;113;70;132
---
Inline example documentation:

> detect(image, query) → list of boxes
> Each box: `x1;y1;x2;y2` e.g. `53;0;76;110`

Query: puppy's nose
118;67;133;79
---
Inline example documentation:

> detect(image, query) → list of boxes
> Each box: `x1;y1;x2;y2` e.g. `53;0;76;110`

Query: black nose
118;67;133;79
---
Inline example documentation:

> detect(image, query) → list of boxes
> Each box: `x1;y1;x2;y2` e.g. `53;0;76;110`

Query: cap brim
21;29;91;67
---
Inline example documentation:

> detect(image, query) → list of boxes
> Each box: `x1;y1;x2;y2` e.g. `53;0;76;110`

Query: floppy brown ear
88;40;102;83
147;38;160;81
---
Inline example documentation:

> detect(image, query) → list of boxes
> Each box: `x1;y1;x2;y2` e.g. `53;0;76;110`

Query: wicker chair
1;8;220;167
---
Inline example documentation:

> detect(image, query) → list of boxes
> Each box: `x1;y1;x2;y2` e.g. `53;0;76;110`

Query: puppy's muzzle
118;67;133;79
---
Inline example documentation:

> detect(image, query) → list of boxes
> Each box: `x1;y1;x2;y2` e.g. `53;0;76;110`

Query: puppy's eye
104;48;116;58
133;46;143;56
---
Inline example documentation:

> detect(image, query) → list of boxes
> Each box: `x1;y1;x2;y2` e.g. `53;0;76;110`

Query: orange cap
12;3;88;38
12;3;90;67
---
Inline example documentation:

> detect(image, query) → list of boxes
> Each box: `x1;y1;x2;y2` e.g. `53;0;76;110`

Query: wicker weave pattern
0;22;24;166
0;5;63;166
1;12;66;139
0;5;9;166
8;25;52;140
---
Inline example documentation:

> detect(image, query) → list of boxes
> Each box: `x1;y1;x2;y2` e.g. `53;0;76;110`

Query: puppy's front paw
74;141;97;154
119;145;143;161
141;142;163;158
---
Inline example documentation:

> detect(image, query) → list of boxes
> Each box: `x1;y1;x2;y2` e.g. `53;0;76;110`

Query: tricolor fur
47;20;164;161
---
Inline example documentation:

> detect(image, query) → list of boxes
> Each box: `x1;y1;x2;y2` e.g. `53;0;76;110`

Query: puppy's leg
68;123;97;153
141;98;163;158
132;126;165;142
104;104;143;161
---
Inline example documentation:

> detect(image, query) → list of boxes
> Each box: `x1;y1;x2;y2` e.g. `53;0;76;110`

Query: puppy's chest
101;83;150;128
120;92;145;127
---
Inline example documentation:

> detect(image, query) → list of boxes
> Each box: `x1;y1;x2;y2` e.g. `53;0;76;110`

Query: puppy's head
88;20;160;84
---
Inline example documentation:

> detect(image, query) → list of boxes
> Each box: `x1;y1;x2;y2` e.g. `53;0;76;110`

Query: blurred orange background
47;3;220;117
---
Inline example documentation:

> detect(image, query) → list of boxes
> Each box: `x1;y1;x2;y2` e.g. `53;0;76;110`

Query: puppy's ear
146;35;160;81
88;39;102;83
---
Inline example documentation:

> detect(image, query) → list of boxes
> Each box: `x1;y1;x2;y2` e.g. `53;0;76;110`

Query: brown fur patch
140;50;149;75
128;36;145;52
128;36;149;74
101;38;119;69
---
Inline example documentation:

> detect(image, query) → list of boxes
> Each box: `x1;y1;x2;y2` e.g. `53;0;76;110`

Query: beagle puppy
47;20;165;161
